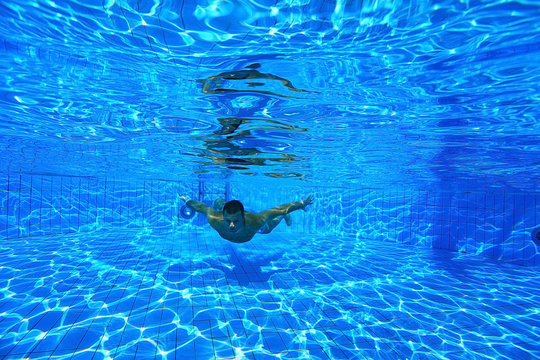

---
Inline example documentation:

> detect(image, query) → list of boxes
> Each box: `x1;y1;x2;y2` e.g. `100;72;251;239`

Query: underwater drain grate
532;227;540;244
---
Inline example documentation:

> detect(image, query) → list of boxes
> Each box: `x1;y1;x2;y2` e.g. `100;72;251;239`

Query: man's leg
213;198;225;211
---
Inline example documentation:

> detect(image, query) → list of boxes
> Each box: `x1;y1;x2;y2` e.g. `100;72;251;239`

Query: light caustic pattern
1;229;539;359
335;189;540;265
0;175;194;240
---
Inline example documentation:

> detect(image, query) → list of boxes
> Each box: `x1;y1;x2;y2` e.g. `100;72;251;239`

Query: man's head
223;200;245;233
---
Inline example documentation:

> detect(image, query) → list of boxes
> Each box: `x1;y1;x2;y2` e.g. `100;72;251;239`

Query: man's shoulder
244;212;265;223
243;214;266;234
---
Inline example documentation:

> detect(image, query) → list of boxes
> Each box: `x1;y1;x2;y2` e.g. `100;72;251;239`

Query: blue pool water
1;0;540;359
1;229;540;359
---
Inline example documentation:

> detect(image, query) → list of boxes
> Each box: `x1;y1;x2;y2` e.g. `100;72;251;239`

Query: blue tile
227;319;246;335
109;345;137;360
0;341;16;358
301;344;330;359
105;317;127;333
191;337;214;360
446;342;534;360
262;331;287;353
55;328;91;352
31;310;64;332
213;341;235;359
349;339;397;359
133;338;158;359
4;329;46;355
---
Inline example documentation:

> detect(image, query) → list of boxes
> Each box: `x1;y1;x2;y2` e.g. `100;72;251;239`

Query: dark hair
223;200;244;217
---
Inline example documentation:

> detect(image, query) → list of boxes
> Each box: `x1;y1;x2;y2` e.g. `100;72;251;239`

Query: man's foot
213;198;225;211
284;214;292;226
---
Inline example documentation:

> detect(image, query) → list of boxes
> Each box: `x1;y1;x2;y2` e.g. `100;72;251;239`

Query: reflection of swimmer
201;117;296;169
214;117;243;135
205;130;260;157
179;195;314;243
198;63;319;98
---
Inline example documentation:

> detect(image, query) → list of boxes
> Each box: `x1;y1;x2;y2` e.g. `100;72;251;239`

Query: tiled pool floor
1;229;539;359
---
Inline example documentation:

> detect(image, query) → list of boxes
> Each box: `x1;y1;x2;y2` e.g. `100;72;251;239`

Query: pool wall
1;172;539;266
338;188;540;266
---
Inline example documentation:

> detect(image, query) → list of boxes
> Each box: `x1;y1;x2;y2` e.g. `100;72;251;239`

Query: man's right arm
179;195;212;216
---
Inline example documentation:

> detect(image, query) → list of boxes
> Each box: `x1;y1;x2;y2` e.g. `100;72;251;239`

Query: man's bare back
179;195;314;243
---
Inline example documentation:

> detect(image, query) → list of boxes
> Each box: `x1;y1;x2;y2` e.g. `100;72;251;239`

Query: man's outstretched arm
179;195;212;215
257;195;314;222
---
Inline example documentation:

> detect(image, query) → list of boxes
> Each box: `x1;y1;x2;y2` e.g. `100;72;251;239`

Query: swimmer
178;194;314;243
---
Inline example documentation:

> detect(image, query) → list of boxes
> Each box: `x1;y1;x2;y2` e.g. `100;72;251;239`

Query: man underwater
178;194;314;243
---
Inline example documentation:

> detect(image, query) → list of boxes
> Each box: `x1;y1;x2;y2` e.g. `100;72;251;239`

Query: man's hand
300;195;314;210
179;194;189;203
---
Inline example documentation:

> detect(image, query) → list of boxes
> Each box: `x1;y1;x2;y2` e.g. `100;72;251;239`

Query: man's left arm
257;195;314;222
